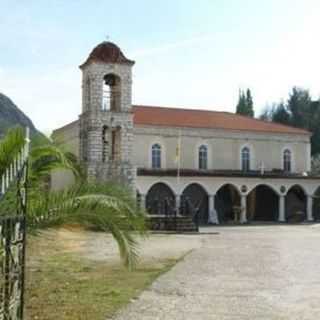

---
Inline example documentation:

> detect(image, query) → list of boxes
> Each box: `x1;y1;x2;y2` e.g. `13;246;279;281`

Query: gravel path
111;225;320;320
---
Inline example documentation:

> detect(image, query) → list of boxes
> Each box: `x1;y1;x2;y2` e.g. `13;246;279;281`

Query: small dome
80;42;135;68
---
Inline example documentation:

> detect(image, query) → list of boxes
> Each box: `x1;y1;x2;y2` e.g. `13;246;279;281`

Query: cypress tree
245;89;254;117
236;88;254;117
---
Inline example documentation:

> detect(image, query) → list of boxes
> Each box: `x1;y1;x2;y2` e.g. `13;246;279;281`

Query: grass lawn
25;229;179;320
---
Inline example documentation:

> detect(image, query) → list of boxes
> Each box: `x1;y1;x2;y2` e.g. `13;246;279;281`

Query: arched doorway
215;184;240;223
286;185;307;222
313;187;320;221
146;183;175;215
247;185;279;221
181;183;208;225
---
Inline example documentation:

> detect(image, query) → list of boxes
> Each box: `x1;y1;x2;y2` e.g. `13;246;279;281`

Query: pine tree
267;102;291;125
287;87;312;128
259;87;320;155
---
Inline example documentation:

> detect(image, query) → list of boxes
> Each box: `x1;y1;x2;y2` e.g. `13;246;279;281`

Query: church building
52;41;320;226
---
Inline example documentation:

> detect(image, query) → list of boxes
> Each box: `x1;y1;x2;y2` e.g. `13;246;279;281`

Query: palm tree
0;127;146;269
0;127;25;176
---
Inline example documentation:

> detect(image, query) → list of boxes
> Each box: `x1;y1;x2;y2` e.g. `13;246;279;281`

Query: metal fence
0;215;26;320
0;128;29;320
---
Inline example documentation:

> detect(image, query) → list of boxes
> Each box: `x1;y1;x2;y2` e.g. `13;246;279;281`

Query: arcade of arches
141;181;319;225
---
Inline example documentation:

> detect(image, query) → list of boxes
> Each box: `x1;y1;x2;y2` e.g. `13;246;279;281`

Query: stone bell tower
79;42;135;188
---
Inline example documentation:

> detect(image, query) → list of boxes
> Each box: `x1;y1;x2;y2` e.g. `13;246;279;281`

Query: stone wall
79;61;135;189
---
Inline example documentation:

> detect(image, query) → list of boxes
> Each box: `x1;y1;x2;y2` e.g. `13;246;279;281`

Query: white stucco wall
50;121;80;190
52;120;80;157
132;125;311;173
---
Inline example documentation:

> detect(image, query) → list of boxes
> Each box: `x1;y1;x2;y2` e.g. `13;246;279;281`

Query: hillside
0;92;42;139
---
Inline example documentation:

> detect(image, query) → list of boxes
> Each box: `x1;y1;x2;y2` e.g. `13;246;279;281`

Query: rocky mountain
0;92;41;138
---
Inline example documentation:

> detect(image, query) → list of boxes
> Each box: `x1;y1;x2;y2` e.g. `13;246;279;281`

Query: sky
1;0;320;134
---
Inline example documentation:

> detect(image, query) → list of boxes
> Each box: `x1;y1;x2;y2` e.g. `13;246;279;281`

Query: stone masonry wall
79;62;135;189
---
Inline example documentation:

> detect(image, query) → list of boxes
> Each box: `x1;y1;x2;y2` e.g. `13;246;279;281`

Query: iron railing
0;128;29;320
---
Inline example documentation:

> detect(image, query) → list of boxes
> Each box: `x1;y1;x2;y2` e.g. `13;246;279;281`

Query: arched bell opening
102;73;121;112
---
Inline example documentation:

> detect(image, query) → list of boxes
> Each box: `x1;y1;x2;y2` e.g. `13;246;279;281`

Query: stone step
148;215;198;232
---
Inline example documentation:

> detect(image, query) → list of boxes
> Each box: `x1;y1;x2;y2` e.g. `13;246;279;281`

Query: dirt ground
25;227;206;320
54;227;206;266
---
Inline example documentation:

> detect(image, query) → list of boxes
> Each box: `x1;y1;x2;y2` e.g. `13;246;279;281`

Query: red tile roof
132;105;310;135
80;42;135;69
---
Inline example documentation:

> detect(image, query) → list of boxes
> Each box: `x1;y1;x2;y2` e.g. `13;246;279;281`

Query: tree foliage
28;182;145;269
236;89;254;117
311;154;320;174
0;127;25;176
260;87;320;156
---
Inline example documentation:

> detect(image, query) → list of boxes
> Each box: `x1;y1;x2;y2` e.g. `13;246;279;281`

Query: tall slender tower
79;42;135;188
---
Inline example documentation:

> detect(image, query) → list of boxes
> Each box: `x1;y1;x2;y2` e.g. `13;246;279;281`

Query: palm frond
0;127;25;175
28;182;147;269
0;129;145;269
30;145;83;181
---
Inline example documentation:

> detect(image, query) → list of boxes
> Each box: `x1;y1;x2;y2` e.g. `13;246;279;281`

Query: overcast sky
1;0;320;134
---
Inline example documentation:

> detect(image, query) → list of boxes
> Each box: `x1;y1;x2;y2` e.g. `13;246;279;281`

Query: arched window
241;147;250;171
102;74;121;111
198;145;208;170
152;144;161;169
283;149;292;172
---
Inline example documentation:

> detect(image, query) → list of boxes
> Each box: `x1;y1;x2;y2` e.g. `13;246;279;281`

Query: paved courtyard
112;225;320;320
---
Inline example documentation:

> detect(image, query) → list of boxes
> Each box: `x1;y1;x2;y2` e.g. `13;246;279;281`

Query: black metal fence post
3;218;11;318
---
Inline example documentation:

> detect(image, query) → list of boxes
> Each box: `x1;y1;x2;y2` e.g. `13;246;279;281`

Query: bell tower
79;42;135;188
